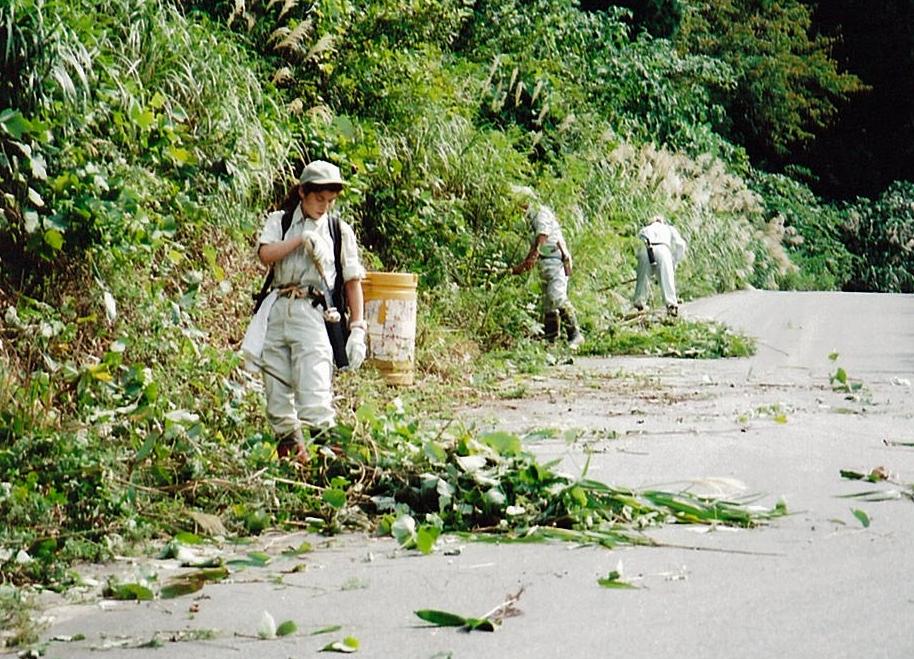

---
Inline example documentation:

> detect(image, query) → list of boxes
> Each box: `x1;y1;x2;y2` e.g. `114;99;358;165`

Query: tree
676;0;864;166
579;0;684;38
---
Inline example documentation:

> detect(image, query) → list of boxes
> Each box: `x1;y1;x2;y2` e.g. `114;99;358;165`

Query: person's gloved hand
346;325;367;370
300;230;331;269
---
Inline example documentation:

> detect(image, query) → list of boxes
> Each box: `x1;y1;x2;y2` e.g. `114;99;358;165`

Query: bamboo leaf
415;609;467;627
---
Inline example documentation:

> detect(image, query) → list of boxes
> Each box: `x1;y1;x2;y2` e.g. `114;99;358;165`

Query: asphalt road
35;290;914;658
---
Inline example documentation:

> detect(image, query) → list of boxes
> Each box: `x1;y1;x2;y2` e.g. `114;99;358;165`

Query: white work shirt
528;204;568;259
258;205;365;289
639;220;687;265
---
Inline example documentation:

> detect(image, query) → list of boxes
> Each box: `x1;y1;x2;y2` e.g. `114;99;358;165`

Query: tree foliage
677;0;865;164
842;181;914;293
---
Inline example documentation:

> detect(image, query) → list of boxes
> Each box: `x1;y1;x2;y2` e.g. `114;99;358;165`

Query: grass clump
581;317;756;359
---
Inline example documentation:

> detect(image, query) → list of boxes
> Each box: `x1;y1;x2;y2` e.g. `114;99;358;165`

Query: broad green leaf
227;551;271;567
320;636;359;652
416;526;441;555
851;509;870;527
167;145;196;166
322;489;347;510
189;567;229;582
160;579;204;599
391;515;416;547
109;583;154;601
133;108;156;131
175;531;203;545
44;229;64;251
276;620;297;637
135;433;158;462
423;441;447;464
86;363;112;382
481;431;522;456
0;109;30;138
414;609;467;627
282;541;313;556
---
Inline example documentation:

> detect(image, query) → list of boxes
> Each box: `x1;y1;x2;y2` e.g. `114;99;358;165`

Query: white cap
300;160;344;185
510;184;538;201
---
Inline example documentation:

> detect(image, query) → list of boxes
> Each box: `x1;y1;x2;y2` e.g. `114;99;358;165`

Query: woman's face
299;188;339;219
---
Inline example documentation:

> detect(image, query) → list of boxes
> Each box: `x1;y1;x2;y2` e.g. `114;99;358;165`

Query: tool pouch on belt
643;238;656;266
324;313;349;369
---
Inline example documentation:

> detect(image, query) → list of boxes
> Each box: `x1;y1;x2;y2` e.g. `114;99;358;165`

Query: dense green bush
0;0;289;271
749;171;854;290
843;181;914;293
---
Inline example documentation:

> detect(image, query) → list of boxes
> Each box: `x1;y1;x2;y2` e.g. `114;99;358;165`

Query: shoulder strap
252;204;296;314
280;203;294;239
329;212;346;312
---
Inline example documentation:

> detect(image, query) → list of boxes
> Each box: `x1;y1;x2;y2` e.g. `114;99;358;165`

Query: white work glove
346;326;367;371
300;230;331;270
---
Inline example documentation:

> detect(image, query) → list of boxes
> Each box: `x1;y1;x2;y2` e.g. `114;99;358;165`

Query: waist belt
276;284;324;305
276;283;338;314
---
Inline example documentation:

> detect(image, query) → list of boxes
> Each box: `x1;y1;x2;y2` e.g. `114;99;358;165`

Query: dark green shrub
749;171;854;290
843;181;914;293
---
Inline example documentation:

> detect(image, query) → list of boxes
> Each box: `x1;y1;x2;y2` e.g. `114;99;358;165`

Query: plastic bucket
362;271;418;386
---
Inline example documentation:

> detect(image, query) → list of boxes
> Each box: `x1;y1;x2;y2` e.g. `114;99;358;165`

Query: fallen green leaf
416;526;441;555
464;617;496;631
415;609;467;627
227;551;271;567
320;636;359;652
160;580;203;599
276;620;297;637
108;583;154;601
282;541;313;556
597;570;638;589
851;509;870;527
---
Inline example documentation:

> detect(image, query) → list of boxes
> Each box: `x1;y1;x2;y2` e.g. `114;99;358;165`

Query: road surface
35;290;914;658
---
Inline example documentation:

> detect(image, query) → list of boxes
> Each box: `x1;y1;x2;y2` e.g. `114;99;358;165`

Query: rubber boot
543;310;560;343
560;305;585;349
276;428;309;464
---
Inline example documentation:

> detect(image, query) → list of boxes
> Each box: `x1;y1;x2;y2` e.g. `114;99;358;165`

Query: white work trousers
634;244;678;308
261;296;335;434
538;257;569;313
